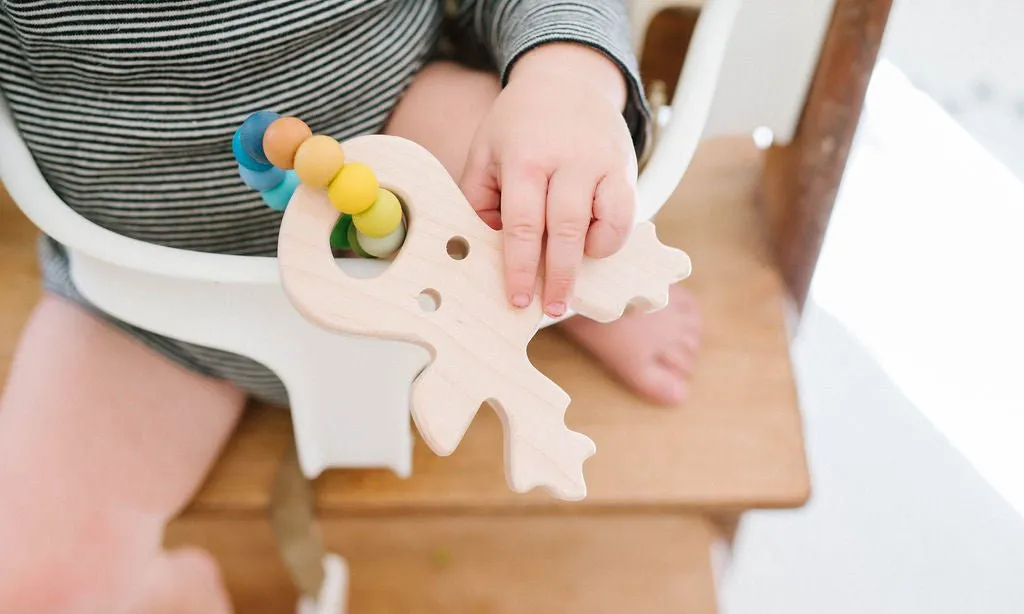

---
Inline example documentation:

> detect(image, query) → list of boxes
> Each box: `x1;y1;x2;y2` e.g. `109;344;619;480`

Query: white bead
355;221;406;258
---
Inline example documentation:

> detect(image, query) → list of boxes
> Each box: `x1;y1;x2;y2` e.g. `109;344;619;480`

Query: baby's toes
658;343;696;377
633;357;690;406
678;324;701;355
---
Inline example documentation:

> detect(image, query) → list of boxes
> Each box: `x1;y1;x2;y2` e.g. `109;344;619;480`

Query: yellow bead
327;163;379;215
293;135;345;188
353;189;403;238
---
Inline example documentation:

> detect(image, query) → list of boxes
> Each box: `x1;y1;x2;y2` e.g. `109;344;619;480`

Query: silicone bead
356;220;406;258
239;110;280;165
293;135;345;189
263;116;312;170
352;188;402;238
260;170;300;211
233;128;272;171
327;163;378;215
238;164;285;191
329;214;352;251
347;222;376;259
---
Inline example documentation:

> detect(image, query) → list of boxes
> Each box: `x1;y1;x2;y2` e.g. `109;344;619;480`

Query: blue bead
238;164;285;191
261;170;300;211
239;110;279;166
233;128;272;171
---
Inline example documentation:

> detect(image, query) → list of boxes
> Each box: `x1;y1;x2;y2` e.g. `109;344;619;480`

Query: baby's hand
460;43;638;318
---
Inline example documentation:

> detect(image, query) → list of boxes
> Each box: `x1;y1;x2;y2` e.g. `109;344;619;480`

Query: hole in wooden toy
418;289;441;312
446;237;469;260
328;194;408;277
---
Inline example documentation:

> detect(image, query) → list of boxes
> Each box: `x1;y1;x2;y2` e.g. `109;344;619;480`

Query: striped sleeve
455;0;651;158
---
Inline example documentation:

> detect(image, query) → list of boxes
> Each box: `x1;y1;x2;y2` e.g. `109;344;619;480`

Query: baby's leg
385;61;501;179
387;61;701;406
0;296;244;613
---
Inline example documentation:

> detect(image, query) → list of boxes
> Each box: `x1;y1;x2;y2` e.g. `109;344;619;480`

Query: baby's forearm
456;0;649;157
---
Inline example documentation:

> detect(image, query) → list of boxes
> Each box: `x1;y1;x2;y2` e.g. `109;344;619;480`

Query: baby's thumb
459;153;502;230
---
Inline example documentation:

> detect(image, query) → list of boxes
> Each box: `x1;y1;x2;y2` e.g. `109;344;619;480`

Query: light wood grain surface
278;134;692;501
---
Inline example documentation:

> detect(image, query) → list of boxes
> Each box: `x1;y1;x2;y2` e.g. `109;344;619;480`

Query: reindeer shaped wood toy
233;111;692;501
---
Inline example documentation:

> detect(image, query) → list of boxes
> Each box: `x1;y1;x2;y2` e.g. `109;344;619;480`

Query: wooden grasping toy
233;111;692;501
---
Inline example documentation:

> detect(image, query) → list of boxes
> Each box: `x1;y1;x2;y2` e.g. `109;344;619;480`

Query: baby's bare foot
559;285;701;405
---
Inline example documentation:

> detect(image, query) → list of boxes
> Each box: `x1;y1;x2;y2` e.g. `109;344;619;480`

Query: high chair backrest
632;0;742;224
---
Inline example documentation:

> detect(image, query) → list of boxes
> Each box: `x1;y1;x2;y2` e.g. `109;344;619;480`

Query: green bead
347;221;375;258
432;548;452;569
330;215;352;250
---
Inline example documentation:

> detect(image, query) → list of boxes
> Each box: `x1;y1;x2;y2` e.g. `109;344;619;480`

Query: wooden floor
0;137;809;613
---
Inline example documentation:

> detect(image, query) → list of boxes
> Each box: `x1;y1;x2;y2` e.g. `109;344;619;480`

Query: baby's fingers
460;146;502;230
543;169;594;317
500;166;548;309
586;172;635;258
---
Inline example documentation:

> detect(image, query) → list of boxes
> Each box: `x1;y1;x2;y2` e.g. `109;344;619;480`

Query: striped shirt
0;0;648;256
0;0;649;403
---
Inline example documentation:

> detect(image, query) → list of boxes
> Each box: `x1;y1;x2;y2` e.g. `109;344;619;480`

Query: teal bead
239;110;280;165
238;164;285;191
329;215;353;250
233;128;272;171
260;170;300;211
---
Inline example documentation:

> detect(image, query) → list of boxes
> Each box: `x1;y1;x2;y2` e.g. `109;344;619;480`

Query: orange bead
262;117;312;169
294;135;346;188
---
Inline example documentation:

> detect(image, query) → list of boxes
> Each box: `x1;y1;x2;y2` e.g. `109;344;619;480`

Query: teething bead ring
234;110;407;260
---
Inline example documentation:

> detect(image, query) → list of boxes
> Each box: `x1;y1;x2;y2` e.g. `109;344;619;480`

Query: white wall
718;58;1024;614
881;0;1024;180
720;303;1024;614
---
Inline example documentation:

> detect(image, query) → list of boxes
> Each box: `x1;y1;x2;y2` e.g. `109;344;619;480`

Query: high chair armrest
633;0;742;225
0;95;418;289
0;94;284;286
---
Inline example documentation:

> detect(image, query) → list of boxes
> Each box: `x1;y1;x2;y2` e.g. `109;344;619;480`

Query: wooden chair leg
759;0;894;312
708;512;743;547
270;438;327;599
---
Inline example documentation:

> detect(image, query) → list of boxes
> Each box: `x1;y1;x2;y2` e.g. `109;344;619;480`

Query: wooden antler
278;135;690;501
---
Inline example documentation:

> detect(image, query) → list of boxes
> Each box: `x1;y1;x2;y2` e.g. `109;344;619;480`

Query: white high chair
1;0;742;478
1;1;741;611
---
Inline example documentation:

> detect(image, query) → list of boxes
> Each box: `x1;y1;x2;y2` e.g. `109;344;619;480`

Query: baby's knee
156;547;226;599
0;502;160;613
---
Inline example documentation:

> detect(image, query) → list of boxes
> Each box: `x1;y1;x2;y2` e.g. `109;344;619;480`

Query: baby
0;1;701;612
